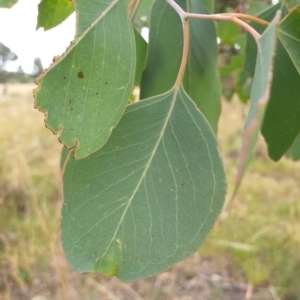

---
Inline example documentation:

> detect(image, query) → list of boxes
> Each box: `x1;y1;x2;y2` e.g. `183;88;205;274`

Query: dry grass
0;84;299;300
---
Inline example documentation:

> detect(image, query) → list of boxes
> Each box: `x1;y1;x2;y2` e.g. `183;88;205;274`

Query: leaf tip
93;254;120;278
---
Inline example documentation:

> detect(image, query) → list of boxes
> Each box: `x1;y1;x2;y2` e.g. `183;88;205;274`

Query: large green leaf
140;0;182;98
261;40;300;161
243;5;300;161
201;0;214;13
34;0;136;159
278;7;300;75
244;3;281;77
62;86;226;281
285;135;300;161
37;0;74;31
0;0;17;8
136;0;154;18
183;0;221;133
235;14;278;192
141;0;221;133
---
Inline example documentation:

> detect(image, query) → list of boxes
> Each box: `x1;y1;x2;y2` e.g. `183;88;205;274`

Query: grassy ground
0;84;299;300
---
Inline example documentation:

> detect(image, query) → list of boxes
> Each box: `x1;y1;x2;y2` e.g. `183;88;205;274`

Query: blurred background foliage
0;42;43;85
1;0;300;299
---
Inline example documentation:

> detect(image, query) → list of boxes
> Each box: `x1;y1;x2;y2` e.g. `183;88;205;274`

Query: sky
0;0;279;74
0;0;75;73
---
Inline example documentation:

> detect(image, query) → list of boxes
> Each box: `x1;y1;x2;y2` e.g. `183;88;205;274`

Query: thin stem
221;13;269;27
130;0;142;21
165;0;261;42
184;12;260;41
175;18;189;87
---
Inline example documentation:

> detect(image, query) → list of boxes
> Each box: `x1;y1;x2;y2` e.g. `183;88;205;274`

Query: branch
221;13;269;27
165;0;261;42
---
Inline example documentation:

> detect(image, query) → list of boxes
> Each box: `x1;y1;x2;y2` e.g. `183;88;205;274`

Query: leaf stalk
221;13;269;27
165;0;261;42
175;18;189;87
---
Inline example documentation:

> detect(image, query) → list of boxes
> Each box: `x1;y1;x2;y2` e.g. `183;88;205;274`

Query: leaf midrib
98;87;179;264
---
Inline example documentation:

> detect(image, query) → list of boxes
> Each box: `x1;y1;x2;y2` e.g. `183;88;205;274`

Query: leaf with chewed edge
61;86;226;281
34;0;135;159
233;13;279;197
37;0;74;31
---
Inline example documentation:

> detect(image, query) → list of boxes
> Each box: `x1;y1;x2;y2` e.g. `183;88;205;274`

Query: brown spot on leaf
77;71;84;78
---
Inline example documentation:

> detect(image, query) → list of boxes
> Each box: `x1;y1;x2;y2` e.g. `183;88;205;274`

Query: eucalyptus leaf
201;0;214;14
234;14;279;193
136;0;154;18
0;0;17;8
244;3;281;77
243;4;300;161
285;135;300;161
246;1;269;16
62;86;226;281
37;0;74;31
286;0;300;9
278;7;300;75
34;0;136;159
141;0;221;133
261;40;300;161
183;0;221;133
140;0;182;98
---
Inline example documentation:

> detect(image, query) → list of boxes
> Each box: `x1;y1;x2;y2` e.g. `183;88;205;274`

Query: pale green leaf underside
183;0;221;133
201;0;214;14
285;134;300;161
34;0;135;159
0;0;17;8
278;7;300;75
37;0;74;31
141;0;221;133
235;15;278;188
140;0;182;99
62;86;226;281
136;0;154;18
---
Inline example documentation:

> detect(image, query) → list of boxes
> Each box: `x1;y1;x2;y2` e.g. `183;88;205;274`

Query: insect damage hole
77;71;84;78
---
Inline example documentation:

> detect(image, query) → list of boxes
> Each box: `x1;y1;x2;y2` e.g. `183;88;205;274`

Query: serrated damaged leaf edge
33;0;130;158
